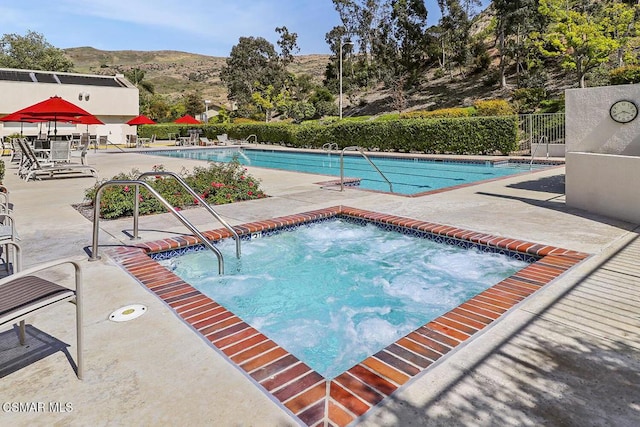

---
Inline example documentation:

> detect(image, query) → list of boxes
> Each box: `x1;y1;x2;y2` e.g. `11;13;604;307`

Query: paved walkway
1;145;639;426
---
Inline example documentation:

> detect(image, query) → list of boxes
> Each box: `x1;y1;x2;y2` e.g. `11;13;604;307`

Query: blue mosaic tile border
149;214;539;264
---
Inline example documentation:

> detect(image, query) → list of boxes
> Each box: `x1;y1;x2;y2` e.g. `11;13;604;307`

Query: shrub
400;107;474;119
610;65;640;85
512;88;548;113
85;161;266;219
0;159;5;182
473;99;514;116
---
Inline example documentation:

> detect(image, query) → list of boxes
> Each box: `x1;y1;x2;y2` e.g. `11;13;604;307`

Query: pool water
159;219;529;379
147;148;543;195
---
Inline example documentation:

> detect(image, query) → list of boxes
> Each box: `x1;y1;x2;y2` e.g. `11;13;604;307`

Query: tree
124;68;155;94
493;0;543;88
220;28;299;115
537;0;620;88
0;30;73;71
145;94;171;122
221;36;281;107
183;92;204;117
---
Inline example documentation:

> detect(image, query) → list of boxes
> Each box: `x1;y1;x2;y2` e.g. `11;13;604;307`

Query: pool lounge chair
216;134;230;145
200;137;215;146
0;256;84;379
16;139;98;182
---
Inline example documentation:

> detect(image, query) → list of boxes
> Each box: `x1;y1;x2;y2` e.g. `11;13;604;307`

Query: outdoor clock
609;99;638;124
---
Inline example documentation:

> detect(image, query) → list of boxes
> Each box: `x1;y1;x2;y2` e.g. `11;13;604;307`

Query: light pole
204;100;211;123
339;39;353;120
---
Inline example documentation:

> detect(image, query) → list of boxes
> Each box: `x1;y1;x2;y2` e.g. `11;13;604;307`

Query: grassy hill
65;47;330;110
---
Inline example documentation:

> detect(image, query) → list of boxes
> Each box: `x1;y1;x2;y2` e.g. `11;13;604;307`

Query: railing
245;134;257;144
89;180;225;275
530;136;549;169
322;142;339;151
517;113;565;154
137;171;240;258
340;146;393;192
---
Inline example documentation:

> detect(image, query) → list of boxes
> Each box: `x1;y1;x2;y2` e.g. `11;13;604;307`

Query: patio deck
1;144;639;426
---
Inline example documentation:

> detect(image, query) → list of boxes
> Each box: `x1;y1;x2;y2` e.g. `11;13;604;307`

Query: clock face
610;100;638;123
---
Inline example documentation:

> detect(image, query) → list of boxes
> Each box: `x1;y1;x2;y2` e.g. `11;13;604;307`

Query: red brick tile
276;371;325;403
230;340;278;364
239;347;288;373
297;399;326;426
334;372;384;406
328;400;356;427
329;382;370;416
222;333;269;357
347;365;397;396
284;383;327;417
361;357;410;386
260;361;311;391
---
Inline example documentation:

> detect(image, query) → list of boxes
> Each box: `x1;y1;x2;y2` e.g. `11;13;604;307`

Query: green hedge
138;116;518;155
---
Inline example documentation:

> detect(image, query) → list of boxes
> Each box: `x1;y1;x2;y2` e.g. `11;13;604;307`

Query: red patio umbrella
174;114;201;124
9;96;98;135
126;114;156;125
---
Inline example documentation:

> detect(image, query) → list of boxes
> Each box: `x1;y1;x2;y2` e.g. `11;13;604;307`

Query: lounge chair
216;134;230;145
138;134;156;148
16;139;98;182
70;138;91;165
50;140;72;163
126;135;137;148
0;256;84;379
200;137;215;146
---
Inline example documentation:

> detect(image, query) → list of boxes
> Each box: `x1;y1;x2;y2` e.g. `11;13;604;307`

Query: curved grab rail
340;146;393;193
245;134;257;144
89;179;224;275
530;135;549;169
322;142;339;151
137;171;240;258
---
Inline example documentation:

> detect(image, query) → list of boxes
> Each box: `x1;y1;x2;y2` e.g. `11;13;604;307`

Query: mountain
64;47;330;109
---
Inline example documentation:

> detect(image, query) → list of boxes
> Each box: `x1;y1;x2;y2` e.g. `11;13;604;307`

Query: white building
0;68;139;144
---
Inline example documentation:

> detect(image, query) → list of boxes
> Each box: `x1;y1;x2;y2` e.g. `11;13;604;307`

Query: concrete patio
1;145;638;426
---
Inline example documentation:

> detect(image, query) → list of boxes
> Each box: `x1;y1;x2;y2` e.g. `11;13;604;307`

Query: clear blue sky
0;1;490;57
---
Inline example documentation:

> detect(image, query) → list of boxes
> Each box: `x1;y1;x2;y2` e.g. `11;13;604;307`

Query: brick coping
107;206;588;426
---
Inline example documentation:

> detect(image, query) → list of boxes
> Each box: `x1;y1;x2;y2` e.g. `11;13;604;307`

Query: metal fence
517;113;565;154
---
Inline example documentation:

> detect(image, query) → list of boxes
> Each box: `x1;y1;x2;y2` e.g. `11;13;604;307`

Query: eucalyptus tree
493;0;545;88
537;0;620;87
0;30;73;71
437;0;473;78
221;27;299;115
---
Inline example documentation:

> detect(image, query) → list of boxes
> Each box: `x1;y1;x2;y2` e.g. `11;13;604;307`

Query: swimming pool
159;218;529;379
113;206;588;426
146;148;551;195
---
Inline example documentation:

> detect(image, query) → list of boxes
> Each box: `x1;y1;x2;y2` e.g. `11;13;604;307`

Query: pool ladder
530;136;549;170
340;146;393;193
89;171;241;275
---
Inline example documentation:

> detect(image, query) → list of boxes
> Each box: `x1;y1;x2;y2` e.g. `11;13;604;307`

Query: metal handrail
530;135;549;169
137;171;240;258
322;142;339;151
340;146;393;192
245;134;257;144
89;179;224;274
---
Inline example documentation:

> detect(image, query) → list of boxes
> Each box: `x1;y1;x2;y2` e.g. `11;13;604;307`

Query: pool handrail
137;171;241;258
340;146;393;193
530;135;549;169
89;179;225;275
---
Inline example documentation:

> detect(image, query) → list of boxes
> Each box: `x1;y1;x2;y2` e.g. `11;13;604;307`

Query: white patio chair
0;256;84;379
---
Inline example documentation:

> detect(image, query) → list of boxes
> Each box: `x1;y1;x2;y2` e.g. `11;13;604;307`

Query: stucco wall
566;152;640;224
565;84;640;225
0;71;138;143
565;84;640;155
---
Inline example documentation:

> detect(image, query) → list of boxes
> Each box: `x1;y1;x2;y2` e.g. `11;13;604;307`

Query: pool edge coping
105;206;589;427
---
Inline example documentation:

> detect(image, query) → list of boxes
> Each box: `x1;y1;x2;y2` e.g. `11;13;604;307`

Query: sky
0;1;490;57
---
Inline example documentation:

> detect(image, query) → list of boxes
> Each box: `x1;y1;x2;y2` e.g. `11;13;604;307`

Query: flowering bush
85;160;266;219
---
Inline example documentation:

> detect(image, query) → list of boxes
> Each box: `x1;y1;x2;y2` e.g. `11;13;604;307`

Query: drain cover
109;304;147;322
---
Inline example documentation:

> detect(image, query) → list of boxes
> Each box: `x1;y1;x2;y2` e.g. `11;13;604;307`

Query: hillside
65;47;330;110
